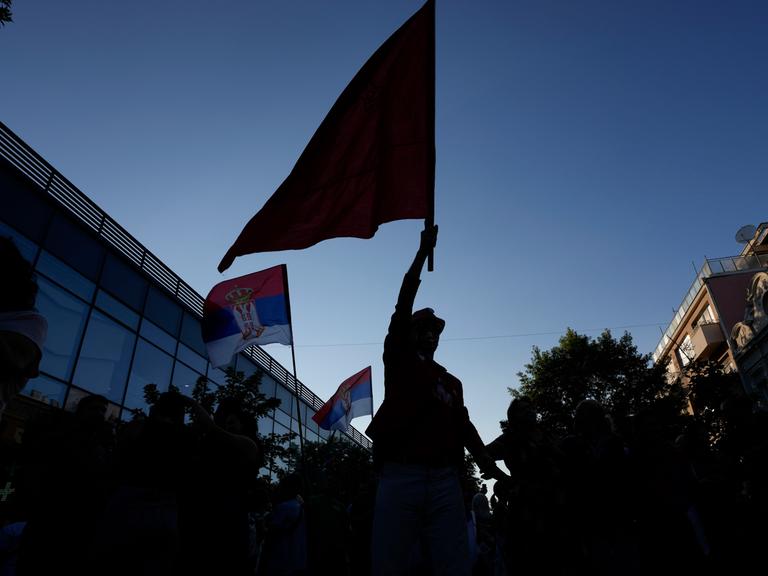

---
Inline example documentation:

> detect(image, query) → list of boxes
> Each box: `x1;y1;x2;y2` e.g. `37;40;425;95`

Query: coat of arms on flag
313;366;373;432
202;265;292;367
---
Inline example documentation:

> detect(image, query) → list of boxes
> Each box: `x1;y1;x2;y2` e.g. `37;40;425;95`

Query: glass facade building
0;122;371;474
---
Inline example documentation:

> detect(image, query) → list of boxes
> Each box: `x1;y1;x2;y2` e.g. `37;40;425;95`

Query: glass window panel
207;366;228;386
207;356;236;381
21;374;66;409
273;421;289;437
44;214;104;280
139;319;177;355
677;334;694;368
305;428;319;444
95;290;140;330
298;403;310;426
123;339;174;412
144;287;181;337
258;415;273;436
236;356;259;378
318;427;330;440
73;310;136;403
695;305;715;326
307;412;320;434
274;408;291;429
177;343;206;374
0;221;38;262
36;277;89;380
172;361;203;398
180;313;206;357
274;384;293;417
36;251;96;301
259;374;276;398
100;254;148;311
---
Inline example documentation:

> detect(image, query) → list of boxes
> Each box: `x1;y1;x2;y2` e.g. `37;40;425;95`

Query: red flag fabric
219;0;435;272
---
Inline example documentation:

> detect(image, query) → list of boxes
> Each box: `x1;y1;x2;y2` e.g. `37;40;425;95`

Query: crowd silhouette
2;386;767;575
1;229;768;576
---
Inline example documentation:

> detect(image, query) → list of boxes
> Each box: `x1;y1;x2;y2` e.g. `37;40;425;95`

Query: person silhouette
366;225;506;576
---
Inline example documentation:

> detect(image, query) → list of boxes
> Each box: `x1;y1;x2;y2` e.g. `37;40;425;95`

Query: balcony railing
0;121;372;450
652;253;768;363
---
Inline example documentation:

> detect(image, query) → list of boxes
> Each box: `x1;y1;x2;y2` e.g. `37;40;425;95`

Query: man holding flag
366;225;506;576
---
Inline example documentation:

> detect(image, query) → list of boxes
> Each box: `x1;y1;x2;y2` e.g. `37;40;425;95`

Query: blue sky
2;0;766;445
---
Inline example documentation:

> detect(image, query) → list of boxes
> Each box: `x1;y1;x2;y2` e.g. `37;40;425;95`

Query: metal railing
652;252;768;363
0;121;371;449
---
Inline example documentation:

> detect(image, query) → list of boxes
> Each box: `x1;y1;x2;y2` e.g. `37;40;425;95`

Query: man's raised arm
394;225;438;317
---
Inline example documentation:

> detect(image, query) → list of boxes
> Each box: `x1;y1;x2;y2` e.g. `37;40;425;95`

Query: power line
294;322;667;348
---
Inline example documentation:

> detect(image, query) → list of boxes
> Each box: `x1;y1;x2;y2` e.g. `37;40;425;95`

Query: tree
461;452;483;496
143;367;295;479
684;359;746;447
285;436;373;501
512;329;687;439
190;367;279;423
1;1;12;27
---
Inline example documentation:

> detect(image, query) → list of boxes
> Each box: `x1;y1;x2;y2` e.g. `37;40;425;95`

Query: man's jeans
371;462;469;576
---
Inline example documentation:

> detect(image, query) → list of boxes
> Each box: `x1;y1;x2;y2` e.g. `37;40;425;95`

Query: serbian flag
313;366;373;432
202;265;292;367
218;0;435;272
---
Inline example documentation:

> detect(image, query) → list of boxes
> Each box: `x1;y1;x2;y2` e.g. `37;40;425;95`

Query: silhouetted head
150;392;186;426
277;472;303;502
214;397;246;434
410;308;444;358
507;398;537;430
574;399;610;439
76;394;108;425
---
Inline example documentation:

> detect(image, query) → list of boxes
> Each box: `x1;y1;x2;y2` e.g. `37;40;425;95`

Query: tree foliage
143;367;294;479
513;329;687;439
684;359;745;447
1;1;12;27
285;436;373;501
190;367;280;422
461;452;483;495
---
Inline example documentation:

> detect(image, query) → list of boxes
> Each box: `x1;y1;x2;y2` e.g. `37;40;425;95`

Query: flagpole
290;344;306;457
281;265;306;458
426;0;436;272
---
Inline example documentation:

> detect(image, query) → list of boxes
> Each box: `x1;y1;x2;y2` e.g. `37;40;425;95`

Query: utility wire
294;322;667;348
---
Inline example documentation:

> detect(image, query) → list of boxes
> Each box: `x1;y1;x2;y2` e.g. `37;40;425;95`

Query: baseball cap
411;308;445;334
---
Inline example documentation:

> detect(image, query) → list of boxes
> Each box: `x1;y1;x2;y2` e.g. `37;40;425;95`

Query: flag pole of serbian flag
218;0;435;272
202;265;292;367
313;366;373;432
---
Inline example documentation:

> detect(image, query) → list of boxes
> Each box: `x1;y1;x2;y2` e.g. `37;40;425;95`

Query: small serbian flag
202;265;292;367
313;366;373;432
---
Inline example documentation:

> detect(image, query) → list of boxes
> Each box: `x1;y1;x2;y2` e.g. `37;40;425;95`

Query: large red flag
219;0;435;272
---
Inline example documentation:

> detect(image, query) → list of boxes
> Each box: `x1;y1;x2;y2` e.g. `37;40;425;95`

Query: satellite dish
736;224;756;244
